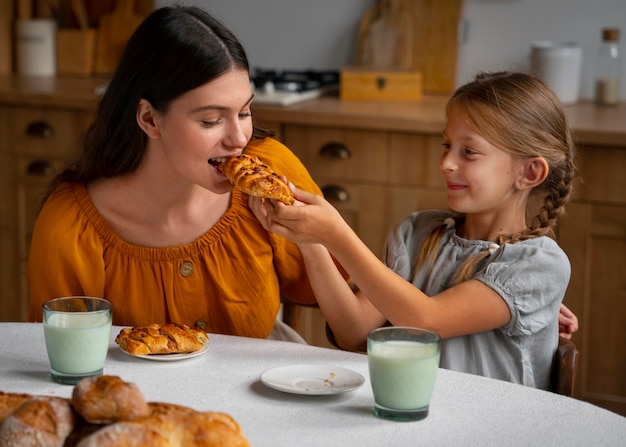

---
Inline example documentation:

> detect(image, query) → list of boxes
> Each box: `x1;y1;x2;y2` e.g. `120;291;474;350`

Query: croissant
217;154;294;205
115;323;209;355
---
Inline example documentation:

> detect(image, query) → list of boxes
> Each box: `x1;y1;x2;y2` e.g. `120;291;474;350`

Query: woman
27;6;324;341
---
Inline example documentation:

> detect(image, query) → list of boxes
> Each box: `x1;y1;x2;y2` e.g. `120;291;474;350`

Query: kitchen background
156;0;626;101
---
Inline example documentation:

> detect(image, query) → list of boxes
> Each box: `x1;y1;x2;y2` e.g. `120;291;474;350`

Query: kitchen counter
0;75;625;146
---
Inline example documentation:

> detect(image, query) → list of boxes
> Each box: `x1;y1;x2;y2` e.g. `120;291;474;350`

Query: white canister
16;19;57;76
531;41;582;105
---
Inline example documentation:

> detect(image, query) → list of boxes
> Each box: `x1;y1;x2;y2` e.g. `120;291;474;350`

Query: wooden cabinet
0;107;17;321
1;106;88;321
556;144;626;416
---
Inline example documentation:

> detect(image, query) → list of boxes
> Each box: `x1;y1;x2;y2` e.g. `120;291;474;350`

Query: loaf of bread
0;391;32;424
0;396;75;447
115;323;209;355
71;375;150;424
0;376;249;446
76;408;250;447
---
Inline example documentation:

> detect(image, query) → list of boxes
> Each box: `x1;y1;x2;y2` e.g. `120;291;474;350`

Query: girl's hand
558;303;579;339
248;183;348;246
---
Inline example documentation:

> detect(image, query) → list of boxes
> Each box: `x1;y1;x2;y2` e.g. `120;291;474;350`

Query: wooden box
340;67;423;101
56;29;97;76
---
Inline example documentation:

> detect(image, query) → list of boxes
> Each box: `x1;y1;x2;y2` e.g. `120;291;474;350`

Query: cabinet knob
26;160;55;176
322;185;350;202
25;121;54;138
319;142;351;160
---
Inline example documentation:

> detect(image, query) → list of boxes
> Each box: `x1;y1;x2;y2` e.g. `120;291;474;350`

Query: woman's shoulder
245;137;321;195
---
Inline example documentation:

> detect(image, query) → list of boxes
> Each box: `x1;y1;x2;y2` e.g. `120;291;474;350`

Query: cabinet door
8;107;88;322
558;202;626;416
0;107;19;321
316;177;389;258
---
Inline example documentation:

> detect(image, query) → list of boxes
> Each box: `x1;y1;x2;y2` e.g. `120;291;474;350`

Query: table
2;323;625;446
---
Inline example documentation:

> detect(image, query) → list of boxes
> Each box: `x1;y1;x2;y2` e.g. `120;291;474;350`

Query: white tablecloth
2;323;625;446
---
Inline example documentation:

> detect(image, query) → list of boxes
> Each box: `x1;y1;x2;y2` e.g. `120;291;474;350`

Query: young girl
251;72;577;389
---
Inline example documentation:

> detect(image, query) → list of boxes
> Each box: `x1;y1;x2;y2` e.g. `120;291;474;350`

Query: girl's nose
440;151;457;172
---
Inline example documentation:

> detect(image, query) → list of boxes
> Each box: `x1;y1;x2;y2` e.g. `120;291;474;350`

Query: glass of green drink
43;297;112;385
367;326;441;422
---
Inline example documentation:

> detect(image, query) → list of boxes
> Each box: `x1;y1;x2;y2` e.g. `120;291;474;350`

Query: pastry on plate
115;323;209;356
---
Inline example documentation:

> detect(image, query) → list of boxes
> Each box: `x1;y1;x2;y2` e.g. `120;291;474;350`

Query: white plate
119;342;209;362
260;364;365;395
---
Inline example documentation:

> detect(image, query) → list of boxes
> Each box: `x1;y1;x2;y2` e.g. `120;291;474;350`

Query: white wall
157;0;626;100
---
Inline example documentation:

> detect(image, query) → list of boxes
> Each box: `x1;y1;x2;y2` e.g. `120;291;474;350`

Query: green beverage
367;327;440;421
43;297;112;385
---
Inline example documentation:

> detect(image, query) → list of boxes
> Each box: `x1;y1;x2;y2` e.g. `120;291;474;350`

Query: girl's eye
239;112;252;119
464;148;478;156
442;142;451;150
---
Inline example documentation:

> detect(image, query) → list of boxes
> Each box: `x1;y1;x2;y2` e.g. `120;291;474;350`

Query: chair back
551;336;579;396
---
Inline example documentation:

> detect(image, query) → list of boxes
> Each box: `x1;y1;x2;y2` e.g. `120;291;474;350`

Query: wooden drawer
9;107;89;158
390;132;446;189
283;125;389;183
315;177;389;257
574;145;626;205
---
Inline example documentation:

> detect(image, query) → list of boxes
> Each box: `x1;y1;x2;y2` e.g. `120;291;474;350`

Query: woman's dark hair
50;6;269;191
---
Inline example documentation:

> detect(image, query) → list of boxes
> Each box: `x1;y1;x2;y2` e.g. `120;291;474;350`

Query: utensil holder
56;28;97;76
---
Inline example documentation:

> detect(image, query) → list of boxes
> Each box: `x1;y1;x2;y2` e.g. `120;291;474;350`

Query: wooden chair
550;336;579;397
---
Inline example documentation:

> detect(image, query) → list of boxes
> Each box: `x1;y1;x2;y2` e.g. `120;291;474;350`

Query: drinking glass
367;326;441;421
43;296;112;385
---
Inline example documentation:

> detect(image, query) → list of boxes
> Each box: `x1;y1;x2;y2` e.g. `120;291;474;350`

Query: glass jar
594;28;621;106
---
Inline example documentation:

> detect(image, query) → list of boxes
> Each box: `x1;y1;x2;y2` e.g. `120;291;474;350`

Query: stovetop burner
252;69;339;93
252;69;339;106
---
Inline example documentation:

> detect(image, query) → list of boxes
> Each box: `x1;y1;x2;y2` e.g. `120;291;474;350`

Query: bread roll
71;375;150;424
0;396;75;447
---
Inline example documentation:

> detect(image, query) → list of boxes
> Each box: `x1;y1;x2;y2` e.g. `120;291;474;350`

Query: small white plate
119;342;209;362
260;364;365;395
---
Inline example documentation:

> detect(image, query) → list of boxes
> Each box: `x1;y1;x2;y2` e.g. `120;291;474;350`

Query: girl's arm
252;186;510;340
249;194;386;350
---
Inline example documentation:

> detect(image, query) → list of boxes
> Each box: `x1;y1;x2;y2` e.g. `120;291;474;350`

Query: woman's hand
558;303;579;339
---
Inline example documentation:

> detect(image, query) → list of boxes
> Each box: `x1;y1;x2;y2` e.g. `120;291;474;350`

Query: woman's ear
517;157;549;190
136;99;161;138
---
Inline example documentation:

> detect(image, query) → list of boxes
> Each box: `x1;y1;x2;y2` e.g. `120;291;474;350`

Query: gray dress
383;210;571;389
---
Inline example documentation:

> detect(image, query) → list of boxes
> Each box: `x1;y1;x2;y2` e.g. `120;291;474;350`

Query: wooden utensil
94;0;143;75
357;0;462;94
72;0;89;30
406;0;462;93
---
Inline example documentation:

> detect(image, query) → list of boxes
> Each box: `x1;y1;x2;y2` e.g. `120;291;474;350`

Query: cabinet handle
319;142;351;160
26;160;55;176
322;185;350;202
25;121;54;138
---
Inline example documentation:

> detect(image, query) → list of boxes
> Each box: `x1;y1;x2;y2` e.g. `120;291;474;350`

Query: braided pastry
115;323;209;356
216;154;294;205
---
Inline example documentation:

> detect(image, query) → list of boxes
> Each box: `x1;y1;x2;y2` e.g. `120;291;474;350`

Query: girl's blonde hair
417;71;577;283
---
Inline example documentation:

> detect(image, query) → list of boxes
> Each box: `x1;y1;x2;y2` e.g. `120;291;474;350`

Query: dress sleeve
27;184;106;321
476;239;571;337
245;138;330;306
